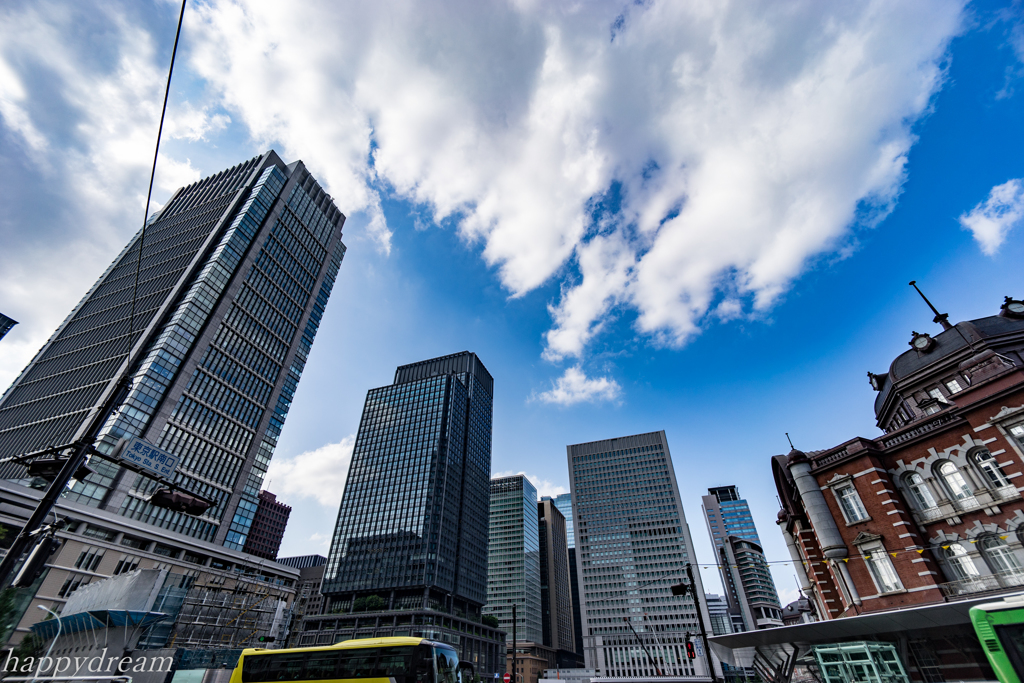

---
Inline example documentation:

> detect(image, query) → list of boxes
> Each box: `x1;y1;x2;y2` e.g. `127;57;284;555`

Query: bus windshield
241;644;460;683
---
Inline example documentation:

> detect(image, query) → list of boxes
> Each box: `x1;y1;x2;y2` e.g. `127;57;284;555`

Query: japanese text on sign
120;438;179;478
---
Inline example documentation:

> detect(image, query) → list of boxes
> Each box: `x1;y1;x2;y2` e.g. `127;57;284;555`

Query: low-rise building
509;641;557;683
284;562;326;647
0;478;298;647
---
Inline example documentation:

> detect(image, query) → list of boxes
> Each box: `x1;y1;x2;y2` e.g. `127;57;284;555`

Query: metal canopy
30;610;167;640
707;591;1024;667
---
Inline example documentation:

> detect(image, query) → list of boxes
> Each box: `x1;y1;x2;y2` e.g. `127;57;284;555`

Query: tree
0;588;16;644
353;595;386;612
482;615;499;628
12;633;44;661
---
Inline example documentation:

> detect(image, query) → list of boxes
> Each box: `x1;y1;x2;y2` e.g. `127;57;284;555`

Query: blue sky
2;0;1024;602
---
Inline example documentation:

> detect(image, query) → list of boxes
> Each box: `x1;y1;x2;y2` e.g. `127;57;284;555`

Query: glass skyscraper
316;352;503;675
486;474;542;644
702;485;761;546
0;151;345;552
538;497;577;663
544;492;583;657
568;431;714;679
0;313;16;342
701;486;782;630
548;492;575;547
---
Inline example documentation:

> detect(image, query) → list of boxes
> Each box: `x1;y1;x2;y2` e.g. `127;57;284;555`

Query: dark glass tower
0;313;16;342
323;352;493;607
0;151;345;551
315;352;502;675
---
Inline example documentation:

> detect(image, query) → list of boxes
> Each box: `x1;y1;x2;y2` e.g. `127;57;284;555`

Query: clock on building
909;331;935;352
1001;296;1024;319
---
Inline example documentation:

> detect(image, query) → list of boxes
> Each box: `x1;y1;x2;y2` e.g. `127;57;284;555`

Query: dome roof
786;448;809;465
874;314;1024;421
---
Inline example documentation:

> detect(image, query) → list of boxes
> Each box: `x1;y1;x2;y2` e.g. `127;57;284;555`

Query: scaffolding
167;571;293;649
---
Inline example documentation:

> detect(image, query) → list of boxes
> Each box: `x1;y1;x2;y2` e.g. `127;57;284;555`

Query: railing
881;413;958;448
812;448;848;469
954;495;983;513
916;506;946;523
938;570;1024;600
994;484;1021;503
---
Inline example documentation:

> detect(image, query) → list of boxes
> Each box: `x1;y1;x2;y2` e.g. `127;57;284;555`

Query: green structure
813;642;910;683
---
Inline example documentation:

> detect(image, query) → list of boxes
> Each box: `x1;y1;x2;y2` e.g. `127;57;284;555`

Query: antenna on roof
785;433;795;450
909;281;953;331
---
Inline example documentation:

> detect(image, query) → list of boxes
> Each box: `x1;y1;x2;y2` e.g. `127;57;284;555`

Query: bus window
264;654;306;682
305;652;339;680
376;646;423;683
338;649;378;679
433;647;458;683
996;624;1024;680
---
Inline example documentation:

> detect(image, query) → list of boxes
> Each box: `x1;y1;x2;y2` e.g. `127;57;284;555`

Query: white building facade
567;431;716;678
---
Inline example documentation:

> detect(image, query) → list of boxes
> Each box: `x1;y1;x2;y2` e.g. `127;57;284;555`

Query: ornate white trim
989;404;1024;424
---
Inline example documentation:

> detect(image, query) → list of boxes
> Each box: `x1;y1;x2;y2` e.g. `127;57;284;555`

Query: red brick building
775;297;1024;620
243;490;292;560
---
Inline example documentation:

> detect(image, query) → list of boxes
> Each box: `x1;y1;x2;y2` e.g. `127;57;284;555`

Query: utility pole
686;562;718;683
511;603;517;682
0;376;131;588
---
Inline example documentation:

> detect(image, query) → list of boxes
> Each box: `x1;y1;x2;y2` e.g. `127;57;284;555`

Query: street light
33;605;62;683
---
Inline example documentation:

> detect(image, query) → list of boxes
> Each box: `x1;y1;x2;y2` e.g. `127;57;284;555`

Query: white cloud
776;586;802;607
959;178;1024;255
533;366;621;406
266;436;355;508
0;1;203;391
0;0;968;394
492;471;568;499
308;532;331;549
185;0;965;360
166;101;231;143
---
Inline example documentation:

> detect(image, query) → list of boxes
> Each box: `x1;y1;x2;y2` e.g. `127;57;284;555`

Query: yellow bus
229;637;469;683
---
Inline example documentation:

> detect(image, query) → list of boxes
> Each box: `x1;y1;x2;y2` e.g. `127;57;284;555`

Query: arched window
938;462;973;501
974;449;1010;488
982;536;1024;577
903;472;937;509
943;543;980;581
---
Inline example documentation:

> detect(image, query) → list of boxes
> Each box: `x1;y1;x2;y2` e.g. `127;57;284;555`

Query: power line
127;0;188;367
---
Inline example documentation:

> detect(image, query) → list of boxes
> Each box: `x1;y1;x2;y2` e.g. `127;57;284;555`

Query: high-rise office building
544;493;583;658
702;485;761;545
486;475;543;644
0;313;16;342
701;486;782;630
243;490;291;560
0;151;344;553
315;352;503;674
548;493;575;547
538;498;577;666
568;431;715;678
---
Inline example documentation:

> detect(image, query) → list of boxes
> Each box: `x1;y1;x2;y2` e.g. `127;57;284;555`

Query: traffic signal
26;457;94;482
13;536;61;588
150;488;213;515
258;636;276;643
670;582;691;597
685;642;696;660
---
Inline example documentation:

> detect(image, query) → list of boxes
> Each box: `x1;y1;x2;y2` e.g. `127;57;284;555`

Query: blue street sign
120;437;179;478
